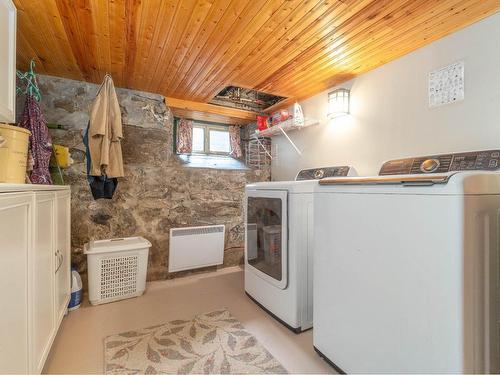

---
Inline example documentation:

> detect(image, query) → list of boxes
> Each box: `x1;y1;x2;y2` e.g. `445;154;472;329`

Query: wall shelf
254;117;319;137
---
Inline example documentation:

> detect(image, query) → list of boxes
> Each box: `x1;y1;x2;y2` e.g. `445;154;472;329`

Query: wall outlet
428;60;464;108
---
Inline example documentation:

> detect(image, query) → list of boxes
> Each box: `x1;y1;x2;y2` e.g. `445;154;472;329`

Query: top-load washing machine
245;166;356;333
313;150;500;374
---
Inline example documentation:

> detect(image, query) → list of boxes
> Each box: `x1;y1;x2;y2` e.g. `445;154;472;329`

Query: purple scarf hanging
20;94;53;184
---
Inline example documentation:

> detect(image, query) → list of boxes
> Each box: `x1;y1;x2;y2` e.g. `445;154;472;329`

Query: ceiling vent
209;86;286;113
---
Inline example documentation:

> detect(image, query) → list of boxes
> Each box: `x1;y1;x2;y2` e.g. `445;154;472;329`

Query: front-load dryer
245;166;356;333
313;150;500;373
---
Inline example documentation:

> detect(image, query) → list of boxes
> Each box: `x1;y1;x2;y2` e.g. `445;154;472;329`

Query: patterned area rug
104;309;288;374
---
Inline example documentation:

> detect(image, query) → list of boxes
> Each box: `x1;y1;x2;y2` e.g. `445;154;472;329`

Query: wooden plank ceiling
14;0;500;124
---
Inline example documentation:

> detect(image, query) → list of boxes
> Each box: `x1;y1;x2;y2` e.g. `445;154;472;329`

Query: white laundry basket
84;237;151;305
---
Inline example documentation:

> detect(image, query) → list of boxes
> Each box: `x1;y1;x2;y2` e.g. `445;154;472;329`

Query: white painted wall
272;12;500;180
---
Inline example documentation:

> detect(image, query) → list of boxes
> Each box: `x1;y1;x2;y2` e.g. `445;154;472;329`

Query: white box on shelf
254;117;319;137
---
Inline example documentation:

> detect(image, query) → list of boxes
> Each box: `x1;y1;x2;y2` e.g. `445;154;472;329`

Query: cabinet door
0;0;16;123
55;191;71;325
0;193;31;374
31;192;55;374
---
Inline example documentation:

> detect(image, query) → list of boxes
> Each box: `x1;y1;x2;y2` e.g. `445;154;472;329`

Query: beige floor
44;266;334;374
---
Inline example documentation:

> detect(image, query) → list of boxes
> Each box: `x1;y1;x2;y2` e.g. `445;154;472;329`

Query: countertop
0;183;70;193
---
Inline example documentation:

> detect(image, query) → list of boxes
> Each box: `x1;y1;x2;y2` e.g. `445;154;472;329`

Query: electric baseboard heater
168;225;225;272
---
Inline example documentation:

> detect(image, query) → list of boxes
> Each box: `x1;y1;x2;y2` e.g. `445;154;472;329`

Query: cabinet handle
55;250;63;273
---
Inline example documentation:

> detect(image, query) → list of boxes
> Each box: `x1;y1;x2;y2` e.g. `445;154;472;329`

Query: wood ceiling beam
165;97;256;124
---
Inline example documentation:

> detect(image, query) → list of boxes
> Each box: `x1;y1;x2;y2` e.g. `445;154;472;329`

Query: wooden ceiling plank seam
182;0;328;99
192;0;372;100
16;2;59;74
141;0;183;91
170;0;274;98
261;0;470;106
246;0;404;92
263;0;467;96
152;0;250;95
108;0;127;86
192;0;358;100
16;31;41;73
104;0;112;79
161;0;234;96
132;0;164;89
230;0;351;90
48;0;89;78
155;0;216;95
262;0;482;95
139;0;178;91
100;0;113;81
76;0;102;83
54;0;96;82
257;0;455;93
284;1;499;105
185;0;307;100
15;23;49;74
146;0;201;92
175;0;285;98
168;0;300;98
43;0;84;78
346;0;500;75
271;0;495;101
244;0;399;91
188;0;318;99
175;0;286;99
15;1;69;77
258;0;436;94
123;0;143;87
128;0;153;88
146;0;199;93
91;0;112;82
167;0;256;96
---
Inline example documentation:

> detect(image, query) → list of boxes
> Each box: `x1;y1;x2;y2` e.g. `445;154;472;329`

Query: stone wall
16;75;270;288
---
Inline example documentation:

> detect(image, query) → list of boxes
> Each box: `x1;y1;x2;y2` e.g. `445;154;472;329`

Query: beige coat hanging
89;75;124;178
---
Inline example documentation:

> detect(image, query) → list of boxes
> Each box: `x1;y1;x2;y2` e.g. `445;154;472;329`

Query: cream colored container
0;123;31;183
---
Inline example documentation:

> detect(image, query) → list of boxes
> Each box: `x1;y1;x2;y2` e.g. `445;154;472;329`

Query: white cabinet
32;192;56;374
0;186;71;374
0;193;31;374
55;191;71;325
0;0;16;123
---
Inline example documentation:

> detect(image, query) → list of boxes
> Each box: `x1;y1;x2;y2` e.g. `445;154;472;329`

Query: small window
192;126;205;152
209;129;230;153
191;123;230;155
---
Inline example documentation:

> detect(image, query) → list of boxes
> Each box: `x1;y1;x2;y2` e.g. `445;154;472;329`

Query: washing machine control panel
379;150;500;175
296;166;351;180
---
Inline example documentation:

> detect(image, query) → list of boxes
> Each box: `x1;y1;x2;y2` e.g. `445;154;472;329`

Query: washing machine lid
246;179;318;193
318;171;500;195
318;150;500;195
246;165;356;193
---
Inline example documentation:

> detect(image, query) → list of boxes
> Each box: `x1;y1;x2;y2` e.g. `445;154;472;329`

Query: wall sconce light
328;88;350;118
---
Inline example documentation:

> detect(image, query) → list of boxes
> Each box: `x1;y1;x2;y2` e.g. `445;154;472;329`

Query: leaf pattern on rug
104;309;287;374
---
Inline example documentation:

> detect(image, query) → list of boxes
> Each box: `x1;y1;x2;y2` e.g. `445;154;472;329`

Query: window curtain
229;125;242;158
176;118;193;154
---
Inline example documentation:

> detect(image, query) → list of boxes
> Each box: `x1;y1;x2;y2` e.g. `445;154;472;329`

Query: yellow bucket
0;123;31;184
